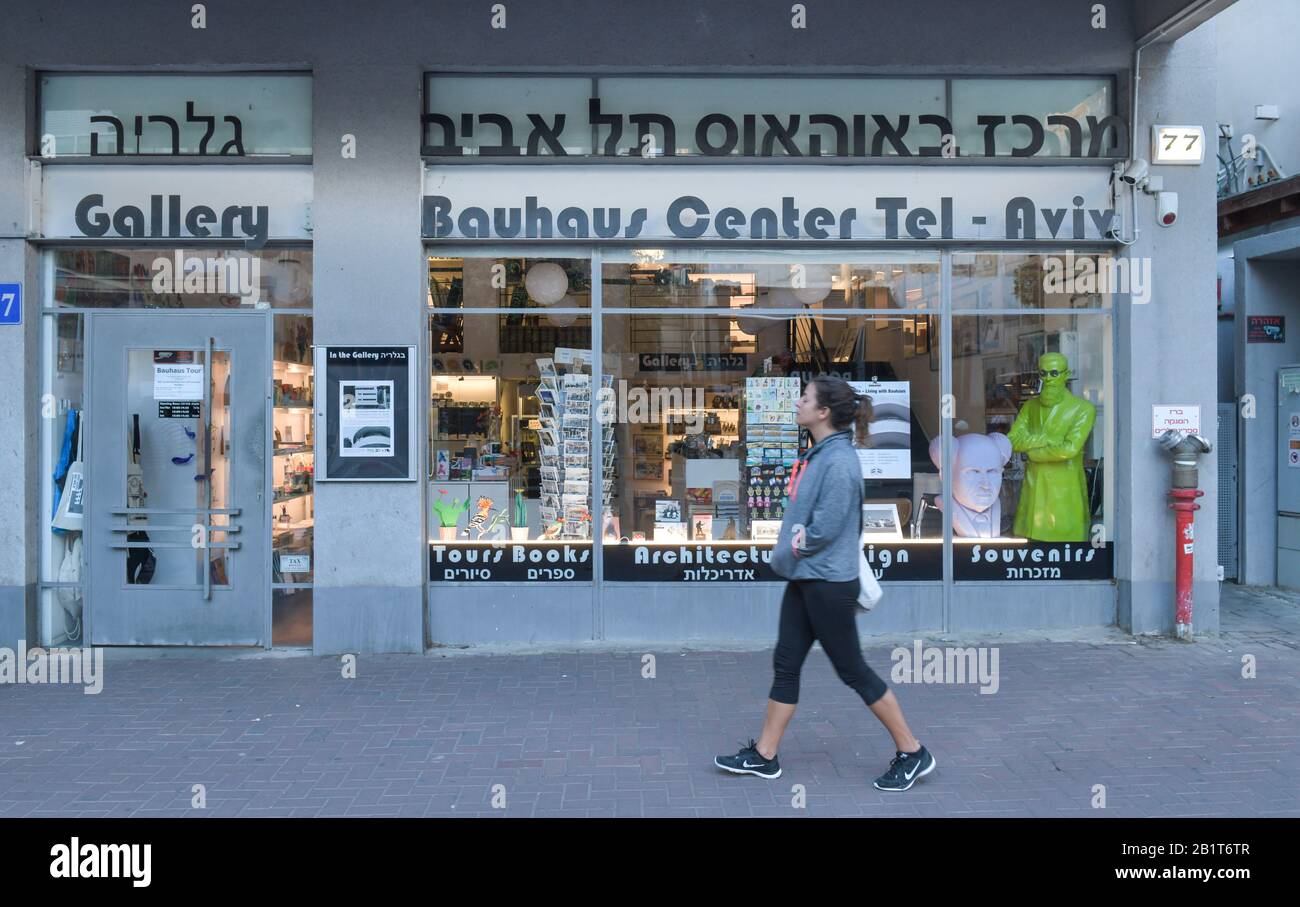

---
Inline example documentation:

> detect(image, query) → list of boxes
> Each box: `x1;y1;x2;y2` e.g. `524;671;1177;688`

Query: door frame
82;309;273;647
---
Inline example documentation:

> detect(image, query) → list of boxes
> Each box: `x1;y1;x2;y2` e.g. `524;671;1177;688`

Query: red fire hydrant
1157;431;1212;639
1168;488;1204;634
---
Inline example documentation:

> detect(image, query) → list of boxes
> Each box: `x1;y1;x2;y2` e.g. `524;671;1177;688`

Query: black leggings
770;579;889;707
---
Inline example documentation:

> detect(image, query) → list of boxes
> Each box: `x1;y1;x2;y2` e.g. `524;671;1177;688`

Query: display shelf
661;407;741;414
273;445;312;456
272;489;314;504
274;402;314;410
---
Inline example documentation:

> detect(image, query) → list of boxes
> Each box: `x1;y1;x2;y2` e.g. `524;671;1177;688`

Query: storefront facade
0;0;1224;654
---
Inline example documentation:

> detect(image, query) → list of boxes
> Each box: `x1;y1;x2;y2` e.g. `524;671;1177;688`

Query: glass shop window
427;256;595;584
50;248;312;310
599;252;943;583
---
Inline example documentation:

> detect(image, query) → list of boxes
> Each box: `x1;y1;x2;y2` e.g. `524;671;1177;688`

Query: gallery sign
423;165;1115;242
40;165;313;247
429;542;593;581
638;353;748;372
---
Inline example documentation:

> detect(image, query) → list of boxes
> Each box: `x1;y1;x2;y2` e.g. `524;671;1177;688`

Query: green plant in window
432;489;470;527
511;489;528;528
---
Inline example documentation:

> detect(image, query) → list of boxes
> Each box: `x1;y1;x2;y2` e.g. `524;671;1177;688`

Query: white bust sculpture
928;433;1012;538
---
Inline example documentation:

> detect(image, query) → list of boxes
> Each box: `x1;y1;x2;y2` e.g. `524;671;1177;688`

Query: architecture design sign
602;542;940;582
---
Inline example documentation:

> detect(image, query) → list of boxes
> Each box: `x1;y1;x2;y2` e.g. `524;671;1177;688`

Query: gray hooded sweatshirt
769;429;864;582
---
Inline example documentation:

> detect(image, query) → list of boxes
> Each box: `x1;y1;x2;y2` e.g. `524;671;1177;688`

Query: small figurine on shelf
540;517;564;540
464;496;493;537
481;508;509;540
510;489;529;541
279;505;290;527
431;489;470;540
602;509;620;541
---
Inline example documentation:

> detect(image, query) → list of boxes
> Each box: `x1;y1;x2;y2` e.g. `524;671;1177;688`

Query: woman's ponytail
854;393;873;446
808;375;872;443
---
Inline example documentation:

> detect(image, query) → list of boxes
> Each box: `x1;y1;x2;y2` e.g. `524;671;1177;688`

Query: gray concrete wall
0;66;37;651
1;0;1135;72
1233;228;1300;586
1216;0;1300;185
1115;22;1222;635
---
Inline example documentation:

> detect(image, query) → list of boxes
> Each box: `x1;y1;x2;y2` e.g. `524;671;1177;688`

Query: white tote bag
856;502;883;611
858;539;883;610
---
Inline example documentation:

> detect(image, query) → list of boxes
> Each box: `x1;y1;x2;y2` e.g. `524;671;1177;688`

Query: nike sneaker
714;738;782;779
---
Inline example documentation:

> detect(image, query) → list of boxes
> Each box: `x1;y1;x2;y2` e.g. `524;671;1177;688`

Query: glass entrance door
85;313;268;645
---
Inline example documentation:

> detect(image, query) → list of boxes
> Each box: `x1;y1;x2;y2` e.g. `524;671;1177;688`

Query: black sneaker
873;745;936;791
714;739;782;779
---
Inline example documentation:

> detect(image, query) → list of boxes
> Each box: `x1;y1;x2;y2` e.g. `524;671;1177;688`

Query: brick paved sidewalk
2;584;1297;818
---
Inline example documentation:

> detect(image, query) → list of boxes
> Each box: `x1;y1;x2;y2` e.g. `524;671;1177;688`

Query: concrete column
311;64;426;654
1117;23;1222;635
0;66;37;650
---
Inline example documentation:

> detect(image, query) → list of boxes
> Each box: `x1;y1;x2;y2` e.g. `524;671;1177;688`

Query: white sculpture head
929;432;1012;513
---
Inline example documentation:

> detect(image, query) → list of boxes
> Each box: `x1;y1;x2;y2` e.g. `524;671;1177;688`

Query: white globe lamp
525;262;569;306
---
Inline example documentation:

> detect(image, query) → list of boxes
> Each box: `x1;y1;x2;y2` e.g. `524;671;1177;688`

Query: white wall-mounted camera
1119;158;1149;186
1156;191;1178;226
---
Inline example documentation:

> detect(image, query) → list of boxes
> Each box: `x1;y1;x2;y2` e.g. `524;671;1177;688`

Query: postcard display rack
535;350;614;539
744;377;801;537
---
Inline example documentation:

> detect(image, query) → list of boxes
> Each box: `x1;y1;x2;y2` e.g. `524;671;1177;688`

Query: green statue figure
1006;352;1096;541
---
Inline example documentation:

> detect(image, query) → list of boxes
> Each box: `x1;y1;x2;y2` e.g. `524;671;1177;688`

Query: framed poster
913;314;931;357
849;380;912;480
315;345;417;481
978;314;1003;353
1016;331;1045;377
954;316;980;358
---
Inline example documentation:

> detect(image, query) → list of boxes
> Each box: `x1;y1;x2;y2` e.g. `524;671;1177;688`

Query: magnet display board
315;346;416;481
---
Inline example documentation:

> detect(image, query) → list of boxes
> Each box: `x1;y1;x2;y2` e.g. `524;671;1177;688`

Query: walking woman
714;376;936;791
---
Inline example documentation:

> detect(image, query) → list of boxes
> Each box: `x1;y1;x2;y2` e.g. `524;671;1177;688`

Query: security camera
1103;211;1124;240
1120;158;1149;185
1156;191;1178;226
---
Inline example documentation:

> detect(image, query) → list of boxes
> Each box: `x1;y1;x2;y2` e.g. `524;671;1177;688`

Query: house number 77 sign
0;284;21;325
1151;125;1205;165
